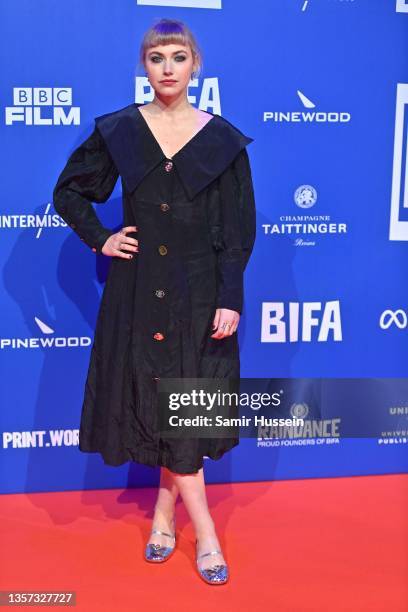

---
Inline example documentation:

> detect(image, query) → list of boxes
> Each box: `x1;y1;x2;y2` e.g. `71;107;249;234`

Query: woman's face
144;43;198;98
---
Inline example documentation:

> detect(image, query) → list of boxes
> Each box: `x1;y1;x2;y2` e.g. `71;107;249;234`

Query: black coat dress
53;102;256;474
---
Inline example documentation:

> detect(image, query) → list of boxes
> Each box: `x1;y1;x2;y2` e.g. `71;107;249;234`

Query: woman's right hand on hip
101;226;139;259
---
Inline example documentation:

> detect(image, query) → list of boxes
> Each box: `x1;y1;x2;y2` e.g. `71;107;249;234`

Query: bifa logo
0;317;91;350
135;77;221;115
389;83;408;240
5;88;80;126
136;0;221;8
263;89;351;124
261;301;342;342
396;0;408;13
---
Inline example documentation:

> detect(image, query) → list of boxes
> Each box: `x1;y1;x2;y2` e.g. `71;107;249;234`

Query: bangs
145;29;190;51
139;18;202;76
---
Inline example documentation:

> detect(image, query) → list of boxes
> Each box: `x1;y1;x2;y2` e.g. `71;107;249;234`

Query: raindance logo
5;88;80;126
290;403;309;419
1;317;91;350
262;184;348;247
263;90;351;124
257;402;341;447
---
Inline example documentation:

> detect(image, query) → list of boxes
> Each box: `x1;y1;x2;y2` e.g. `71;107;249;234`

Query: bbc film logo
5;88;80;125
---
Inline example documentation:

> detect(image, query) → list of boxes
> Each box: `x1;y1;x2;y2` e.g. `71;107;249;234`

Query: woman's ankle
153;503;176;524
195;520;217;541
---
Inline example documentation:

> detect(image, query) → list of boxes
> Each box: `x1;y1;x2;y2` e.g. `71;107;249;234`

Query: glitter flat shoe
195;538;229;585
144;516;176;563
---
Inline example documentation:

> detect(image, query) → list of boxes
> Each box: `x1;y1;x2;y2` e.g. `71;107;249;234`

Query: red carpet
1;474;407;611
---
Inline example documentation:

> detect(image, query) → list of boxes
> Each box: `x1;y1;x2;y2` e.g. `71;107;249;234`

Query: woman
53;18;256;585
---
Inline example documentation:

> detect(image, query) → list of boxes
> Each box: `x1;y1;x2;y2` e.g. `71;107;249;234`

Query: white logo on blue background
290;403;309;419
396;0;408;13
389;83;408;240
5;88;80;126
294;185;317;209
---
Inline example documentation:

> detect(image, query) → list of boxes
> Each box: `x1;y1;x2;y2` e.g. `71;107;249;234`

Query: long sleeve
208;147;256;315
52;124;119;254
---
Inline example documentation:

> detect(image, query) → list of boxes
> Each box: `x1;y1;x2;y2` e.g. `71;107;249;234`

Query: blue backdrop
1;0;407;494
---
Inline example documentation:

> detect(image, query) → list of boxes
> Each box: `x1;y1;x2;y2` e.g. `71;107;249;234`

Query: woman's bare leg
170;467;226;571
148;467;179;547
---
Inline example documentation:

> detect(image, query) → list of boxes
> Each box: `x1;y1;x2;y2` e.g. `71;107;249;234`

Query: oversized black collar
94;102;254;200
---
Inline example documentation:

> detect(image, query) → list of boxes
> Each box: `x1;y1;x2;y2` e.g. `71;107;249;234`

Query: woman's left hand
211;308;240;339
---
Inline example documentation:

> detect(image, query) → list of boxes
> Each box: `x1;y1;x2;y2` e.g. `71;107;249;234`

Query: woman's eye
150;55;186;63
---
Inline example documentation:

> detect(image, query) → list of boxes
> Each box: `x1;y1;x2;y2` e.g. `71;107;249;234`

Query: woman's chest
138;108;213;159
123;164;210;235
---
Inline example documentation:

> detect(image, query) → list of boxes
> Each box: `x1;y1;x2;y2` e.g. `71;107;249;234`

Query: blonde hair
138;18;203;79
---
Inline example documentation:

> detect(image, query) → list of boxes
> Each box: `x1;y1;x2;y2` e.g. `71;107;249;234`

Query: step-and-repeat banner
1;0;407;493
